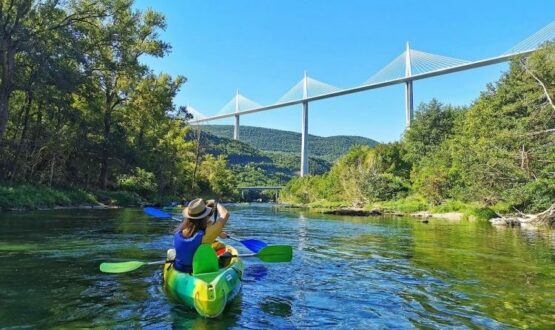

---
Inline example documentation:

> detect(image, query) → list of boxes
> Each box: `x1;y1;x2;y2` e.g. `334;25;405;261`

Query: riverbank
279;198;501;222
0;184;171;212
280;198;555;227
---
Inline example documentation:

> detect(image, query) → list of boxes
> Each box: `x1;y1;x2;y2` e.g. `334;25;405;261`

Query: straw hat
184;198;212;220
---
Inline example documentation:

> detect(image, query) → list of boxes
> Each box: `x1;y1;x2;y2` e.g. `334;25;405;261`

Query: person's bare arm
202;202;230;243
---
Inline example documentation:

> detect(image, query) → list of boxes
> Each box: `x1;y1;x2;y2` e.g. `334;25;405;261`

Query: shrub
380;195;429;213
364;173;409;202
431;200;470;213
504;179;555;213
0;185;97;210
117;167;158;197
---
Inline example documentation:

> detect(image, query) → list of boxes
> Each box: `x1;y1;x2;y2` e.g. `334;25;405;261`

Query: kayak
162;244;244;318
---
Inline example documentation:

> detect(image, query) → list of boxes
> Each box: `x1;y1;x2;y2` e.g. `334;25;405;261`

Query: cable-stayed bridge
189;21;555;177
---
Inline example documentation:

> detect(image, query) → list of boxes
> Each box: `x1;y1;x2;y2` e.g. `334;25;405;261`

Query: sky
133;0;555;142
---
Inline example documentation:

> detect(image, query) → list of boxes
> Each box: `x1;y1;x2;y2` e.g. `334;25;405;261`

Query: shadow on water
0;205;554;329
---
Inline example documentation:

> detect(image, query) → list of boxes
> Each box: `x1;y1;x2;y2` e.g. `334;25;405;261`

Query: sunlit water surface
1;205;554;329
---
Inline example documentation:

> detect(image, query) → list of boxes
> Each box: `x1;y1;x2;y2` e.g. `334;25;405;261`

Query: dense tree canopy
0;0;226;200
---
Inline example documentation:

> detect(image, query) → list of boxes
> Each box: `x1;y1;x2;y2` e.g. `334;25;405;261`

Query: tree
402;99;462;165
199;155;237;199
0;0;103;144
76;0;170;188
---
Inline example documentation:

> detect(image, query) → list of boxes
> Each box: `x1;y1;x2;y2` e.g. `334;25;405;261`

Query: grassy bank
0;184;166;211
280;196;501;221
378;197;501;221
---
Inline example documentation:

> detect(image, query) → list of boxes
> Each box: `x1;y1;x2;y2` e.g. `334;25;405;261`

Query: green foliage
117;168;158;197
462;207;498;221
198;155;237;199
0;185;96;210
431;200;471;213
380;196;429;213
201;125;378;163
504;179;555;213
364;173;409;202
402;99;463;165
0;1;200;202
281;144;410;206
196;130;333;193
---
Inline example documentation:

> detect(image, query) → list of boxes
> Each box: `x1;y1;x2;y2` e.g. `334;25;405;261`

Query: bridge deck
238;186;284;190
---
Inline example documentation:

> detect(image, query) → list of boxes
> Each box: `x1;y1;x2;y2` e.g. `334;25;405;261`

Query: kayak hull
163;245;243;318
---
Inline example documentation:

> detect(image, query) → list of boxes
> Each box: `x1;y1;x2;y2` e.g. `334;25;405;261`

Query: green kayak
163;243;243;318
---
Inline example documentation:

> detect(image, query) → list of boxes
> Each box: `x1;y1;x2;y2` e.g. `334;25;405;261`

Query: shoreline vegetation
0;184;173;211
278;201;496;221
0;1;238;204
279;43;555;228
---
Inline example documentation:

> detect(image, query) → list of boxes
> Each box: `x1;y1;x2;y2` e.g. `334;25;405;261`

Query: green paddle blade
257;245;293;262
100;261;145;273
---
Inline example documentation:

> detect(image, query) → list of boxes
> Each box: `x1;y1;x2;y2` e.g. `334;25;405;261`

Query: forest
201;125;378;163
281;43;555;217
0;0;233;209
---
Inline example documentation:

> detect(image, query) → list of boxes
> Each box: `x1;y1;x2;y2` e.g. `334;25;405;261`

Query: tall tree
0;0;103;144
76;0;170;188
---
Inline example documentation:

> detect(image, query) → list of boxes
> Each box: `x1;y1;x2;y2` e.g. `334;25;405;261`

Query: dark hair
175;216;210;237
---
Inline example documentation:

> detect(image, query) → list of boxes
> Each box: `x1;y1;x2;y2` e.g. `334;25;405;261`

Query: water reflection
0;207;553;329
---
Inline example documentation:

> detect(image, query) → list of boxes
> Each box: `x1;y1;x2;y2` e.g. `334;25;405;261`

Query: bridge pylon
405;42;414;128
300;71;309;177
234;89;240;140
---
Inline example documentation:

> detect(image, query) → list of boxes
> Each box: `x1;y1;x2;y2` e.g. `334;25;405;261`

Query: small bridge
238;186;284;201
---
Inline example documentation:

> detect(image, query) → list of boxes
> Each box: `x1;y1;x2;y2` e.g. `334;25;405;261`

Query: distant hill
200;125;379;162
192;131;332;187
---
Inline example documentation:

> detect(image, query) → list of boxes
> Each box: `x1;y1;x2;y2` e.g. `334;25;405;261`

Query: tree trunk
10;90;34;180
0;38;15;145
99;112;111;189
191;128;202;193
0;89;9;146
490;203;555;227
99;90;113;189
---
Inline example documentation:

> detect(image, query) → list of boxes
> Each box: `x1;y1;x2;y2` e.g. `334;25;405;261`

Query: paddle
235;245;293;263
99;245;293;274
143;207;269;253
144;207;174;219
99;260;166;273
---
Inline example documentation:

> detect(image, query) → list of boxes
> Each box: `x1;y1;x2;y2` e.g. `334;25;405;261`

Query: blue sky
134;0;555;142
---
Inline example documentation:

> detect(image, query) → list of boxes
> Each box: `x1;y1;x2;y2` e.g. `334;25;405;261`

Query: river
1;204;554;329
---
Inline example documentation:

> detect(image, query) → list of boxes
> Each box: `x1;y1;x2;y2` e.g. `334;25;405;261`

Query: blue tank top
173;230;204;273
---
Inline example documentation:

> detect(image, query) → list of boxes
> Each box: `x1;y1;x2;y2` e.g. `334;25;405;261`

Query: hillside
200;125;379;162
191;131;332;187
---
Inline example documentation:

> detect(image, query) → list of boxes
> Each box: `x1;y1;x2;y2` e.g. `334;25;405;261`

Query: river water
0;205;554;329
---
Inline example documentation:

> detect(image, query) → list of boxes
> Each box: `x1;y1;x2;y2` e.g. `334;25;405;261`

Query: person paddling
169;198;229;273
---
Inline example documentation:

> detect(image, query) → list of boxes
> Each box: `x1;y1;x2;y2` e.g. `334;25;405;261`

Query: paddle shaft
145;206;270;253
145;260;166;265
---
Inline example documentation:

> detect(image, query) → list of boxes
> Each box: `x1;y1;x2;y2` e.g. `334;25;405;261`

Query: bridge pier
405;81;413;127
300;101;309;177
300;72;309;177
405;42;414;128
234;114;240;140
233;89;240;140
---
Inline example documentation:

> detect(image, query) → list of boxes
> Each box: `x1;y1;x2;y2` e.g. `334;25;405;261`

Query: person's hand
206;199;216;207
218;231;229;239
